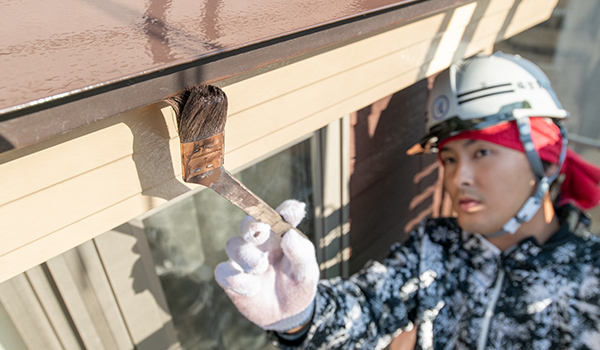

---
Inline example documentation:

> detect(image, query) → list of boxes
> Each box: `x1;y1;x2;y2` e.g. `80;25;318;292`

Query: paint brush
165;85;306;238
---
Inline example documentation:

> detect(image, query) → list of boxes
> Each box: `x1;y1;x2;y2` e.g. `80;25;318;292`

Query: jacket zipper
477;268;505;350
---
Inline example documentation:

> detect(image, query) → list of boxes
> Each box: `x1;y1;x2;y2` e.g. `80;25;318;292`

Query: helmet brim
407;108;568;155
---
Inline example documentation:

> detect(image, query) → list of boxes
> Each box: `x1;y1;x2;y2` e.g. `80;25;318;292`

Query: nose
451;159;475;188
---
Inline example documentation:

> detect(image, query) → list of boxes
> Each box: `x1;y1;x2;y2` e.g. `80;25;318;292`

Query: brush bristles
164;85;228;142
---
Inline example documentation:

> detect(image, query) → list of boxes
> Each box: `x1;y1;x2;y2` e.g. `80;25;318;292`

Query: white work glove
214;200;320;332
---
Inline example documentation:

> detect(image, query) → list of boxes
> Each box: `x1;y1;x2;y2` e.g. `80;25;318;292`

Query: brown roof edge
0;0;469;154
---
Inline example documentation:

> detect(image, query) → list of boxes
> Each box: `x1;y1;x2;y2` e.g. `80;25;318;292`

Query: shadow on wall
122;103;191;204
0;135;13;153
348;79;440;274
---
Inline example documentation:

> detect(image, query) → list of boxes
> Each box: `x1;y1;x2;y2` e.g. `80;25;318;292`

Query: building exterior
3;0;595;349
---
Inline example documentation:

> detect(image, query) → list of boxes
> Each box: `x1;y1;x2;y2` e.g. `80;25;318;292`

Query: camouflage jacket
272;207;600;349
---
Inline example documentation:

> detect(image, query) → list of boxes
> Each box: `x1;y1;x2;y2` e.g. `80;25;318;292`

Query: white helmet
416;51;568;153
414;52;569;236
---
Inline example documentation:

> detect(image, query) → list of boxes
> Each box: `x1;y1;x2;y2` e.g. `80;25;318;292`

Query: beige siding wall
0;0;558;283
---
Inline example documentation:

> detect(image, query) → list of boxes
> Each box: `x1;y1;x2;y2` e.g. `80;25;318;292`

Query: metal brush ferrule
180;133;224;182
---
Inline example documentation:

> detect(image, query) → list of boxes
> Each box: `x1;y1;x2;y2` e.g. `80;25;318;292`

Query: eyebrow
440;139;478;152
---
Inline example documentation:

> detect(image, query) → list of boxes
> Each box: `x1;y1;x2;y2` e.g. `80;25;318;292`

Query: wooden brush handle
190;167;307;238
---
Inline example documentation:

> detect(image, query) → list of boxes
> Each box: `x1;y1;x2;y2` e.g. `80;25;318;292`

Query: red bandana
438;118;600;210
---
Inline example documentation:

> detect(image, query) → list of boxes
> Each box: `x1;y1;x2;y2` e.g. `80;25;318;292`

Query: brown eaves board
0;0;470;153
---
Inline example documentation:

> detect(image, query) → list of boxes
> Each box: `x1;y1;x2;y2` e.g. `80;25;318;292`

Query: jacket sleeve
270;225;425;350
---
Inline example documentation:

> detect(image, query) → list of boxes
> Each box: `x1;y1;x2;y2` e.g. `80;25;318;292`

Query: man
215;52;600;349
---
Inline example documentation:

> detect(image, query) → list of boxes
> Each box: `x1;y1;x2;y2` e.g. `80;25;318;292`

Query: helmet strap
486;117;567;238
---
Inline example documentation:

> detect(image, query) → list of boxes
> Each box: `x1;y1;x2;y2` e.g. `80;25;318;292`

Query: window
137;118;350;349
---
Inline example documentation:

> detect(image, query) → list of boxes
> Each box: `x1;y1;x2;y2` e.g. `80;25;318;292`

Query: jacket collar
463;205;591;271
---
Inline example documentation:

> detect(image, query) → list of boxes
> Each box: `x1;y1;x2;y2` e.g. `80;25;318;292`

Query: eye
441;156;456;166
475;149;491;158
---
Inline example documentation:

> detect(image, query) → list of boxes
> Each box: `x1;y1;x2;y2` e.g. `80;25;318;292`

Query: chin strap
487;117;567;238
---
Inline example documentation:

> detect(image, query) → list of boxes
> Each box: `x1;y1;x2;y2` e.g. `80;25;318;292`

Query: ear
544;163;559;177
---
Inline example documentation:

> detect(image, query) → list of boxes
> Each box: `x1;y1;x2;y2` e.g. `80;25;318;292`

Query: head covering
438;118;600;210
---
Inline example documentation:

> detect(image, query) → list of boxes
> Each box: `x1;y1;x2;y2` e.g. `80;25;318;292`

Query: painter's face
440;139;537;235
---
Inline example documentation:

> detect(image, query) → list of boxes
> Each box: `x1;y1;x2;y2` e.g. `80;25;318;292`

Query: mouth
457;197;483;213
